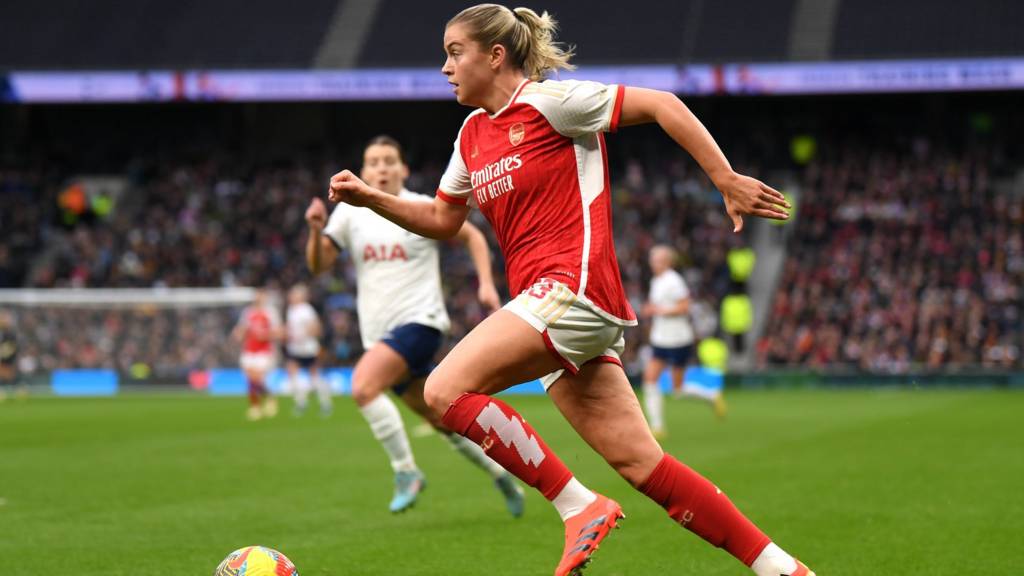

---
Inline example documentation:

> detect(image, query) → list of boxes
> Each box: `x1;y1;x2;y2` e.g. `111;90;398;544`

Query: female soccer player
641;245;726;437
305;135;525;516
326;6;812;575
284;283;332;417
231;289;281;421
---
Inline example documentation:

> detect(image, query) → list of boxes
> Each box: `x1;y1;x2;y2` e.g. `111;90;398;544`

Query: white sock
751;542;798;576
443;432;506;479
643;381;665;432
314;376;332;409
358;395;417;473
551;477;596;521
291;376;308;409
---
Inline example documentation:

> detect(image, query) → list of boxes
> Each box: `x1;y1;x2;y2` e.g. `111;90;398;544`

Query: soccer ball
214;545;298;576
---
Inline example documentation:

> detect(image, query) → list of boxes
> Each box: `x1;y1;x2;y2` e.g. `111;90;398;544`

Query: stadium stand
2;0;1023;70
358;0;701;66
3;91;1023;375
0;0;340;70
832;0;1024;60
759;138;1023;372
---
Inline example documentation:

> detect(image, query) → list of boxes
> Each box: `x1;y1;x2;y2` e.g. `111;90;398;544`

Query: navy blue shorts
381;323;443;395
652;344;694;367
285;352;319;369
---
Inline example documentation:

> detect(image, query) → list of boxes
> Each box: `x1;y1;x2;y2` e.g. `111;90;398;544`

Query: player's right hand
305;197;328;230
329;170;374;207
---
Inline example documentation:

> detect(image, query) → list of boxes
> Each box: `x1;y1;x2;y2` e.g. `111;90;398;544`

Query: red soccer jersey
241;306;276;353
438;78;636;325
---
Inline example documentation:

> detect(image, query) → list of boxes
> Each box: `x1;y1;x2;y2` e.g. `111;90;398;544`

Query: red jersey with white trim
438;78;636;325
240;306;278;353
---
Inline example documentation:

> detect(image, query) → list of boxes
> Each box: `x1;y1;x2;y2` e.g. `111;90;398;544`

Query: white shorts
505;278;627;390
240;351;275;374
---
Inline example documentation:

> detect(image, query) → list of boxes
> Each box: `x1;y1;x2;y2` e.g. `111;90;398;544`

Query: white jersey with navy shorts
286;301;321;363
323;189;449;380
649;269;694;348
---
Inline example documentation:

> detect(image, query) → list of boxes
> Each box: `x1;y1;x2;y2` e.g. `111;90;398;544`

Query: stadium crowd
2;148;737;377
4;130;1021;375
759;139;1023;371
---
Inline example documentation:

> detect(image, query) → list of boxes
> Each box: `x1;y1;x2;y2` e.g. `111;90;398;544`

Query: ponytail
448;4;576;81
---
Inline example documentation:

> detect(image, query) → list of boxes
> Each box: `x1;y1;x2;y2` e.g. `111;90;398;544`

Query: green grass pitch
1;389;1021;575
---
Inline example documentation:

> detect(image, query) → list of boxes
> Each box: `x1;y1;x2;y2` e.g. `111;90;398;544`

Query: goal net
0;287;257;385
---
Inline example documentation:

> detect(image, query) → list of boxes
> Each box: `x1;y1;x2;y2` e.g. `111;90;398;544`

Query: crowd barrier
43;367;726;396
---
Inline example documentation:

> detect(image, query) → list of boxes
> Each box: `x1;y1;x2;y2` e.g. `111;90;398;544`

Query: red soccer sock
640;454;771;566
441;392;573;500
247;381;265;406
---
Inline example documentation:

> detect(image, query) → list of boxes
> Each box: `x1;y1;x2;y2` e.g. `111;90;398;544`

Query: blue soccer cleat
495;473;526;518
389;470;426;513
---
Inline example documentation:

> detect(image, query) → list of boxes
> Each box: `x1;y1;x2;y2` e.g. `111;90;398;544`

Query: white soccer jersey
323;189;451;349
649;269;695;348
286;301;321;357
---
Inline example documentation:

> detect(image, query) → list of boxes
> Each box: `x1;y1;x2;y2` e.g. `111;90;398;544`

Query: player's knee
643;362;662;383
422;375;454;416
350;379;379;407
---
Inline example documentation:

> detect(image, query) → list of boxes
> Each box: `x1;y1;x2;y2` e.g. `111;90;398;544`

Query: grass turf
1;388;1021;575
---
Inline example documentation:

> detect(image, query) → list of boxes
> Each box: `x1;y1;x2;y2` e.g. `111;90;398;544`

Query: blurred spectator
9;149;737;373
10;131;1020;375
759;139;1022;372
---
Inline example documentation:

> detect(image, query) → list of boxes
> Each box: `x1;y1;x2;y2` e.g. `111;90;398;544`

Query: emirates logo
508;122;525;146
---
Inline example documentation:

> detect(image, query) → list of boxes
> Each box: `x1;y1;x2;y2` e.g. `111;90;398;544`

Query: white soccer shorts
504;278;625;390
239;352;275;374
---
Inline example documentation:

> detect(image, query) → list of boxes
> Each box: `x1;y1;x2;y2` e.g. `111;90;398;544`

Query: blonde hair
289;283;309;301
651;244;679;266
448;4;575;81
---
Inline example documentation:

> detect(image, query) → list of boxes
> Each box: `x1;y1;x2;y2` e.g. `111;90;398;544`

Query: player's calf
441;392;573;499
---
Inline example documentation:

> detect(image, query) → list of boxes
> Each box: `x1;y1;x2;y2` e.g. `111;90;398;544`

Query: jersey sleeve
437;132;472;206
322;203;350;251
519;79;625;138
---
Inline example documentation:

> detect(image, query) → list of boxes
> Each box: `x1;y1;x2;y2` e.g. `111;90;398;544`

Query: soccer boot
712;394;728;420
494;473;526;518
262;397;279;418
246;405;263;421
554;493;624;576
389;469;426;513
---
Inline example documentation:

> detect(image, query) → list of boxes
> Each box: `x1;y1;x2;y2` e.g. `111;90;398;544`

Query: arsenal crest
508;122;525;146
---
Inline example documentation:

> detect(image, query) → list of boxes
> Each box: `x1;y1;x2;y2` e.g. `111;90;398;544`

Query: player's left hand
328;170;375;206
714;172;790;232
478;283;502;313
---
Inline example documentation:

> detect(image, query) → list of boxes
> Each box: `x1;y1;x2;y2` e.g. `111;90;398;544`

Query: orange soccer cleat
554;494;624;576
